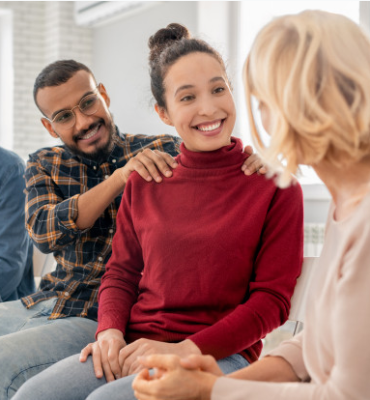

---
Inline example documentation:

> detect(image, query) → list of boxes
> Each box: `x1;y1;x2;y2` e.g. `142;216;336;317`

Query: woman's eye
180;95;194;102
214;87;225;94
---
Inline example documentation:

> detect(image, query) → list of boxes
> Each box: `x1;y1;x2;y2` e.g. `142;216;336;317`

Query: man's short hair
33;60;96;112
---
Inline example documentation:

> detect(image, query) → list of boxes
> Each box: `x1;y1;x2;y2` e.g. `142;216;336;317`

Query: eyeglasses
44;85;103;131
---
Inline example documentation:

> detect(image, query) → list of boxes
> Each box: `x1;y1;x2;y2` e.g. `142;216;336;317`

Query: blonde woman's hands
132;354;220;400
79;328;126;382
179;354;224;376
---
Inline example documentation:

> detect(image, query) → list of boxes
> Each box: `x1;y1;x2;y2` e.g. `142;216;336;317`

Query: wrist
199;373;218;400
110;169;127;194
178;339;202;357
97;328;124;342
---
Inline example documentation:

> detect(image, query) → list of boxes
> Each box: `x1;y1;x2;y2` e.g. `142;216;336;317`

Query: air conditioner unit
74;1;161;27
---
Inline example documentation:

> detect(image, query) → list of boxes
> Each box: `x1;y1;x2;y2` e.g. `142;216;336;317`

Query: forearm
76;170;125;229
229;355;300;383
189;290;287;360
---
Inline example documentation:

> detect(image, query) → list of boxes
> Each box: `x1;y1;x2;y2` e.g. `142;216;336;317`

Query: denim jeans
0;298;97;400
12;350;249;400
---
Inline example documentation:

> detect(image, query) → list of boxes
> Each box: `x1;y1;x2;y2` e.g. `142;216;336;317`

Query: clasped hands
132;353;224;400
79;328;202;382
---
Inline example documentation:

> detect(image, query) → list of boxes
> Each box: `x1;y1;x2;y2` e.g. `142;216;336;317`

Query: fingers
132;370;158;400
180;355;223;376
128;149;178;183
128;358;146;375
243;145;254;156
153;150;178;170
137;354;181;371
107;339;124;380
91;344;106;380
258;165;268;174
242;153;265;175
119;341;140;377
79;339;123;382
79;343;93;362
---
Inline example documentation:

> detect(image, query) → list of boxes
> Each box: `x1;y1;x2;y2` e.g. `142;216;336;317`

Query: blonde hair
244;10;370;187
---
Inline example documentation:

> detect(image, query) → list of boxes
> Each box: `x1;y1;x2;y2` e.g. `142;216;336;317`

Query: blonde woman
133;10;370;400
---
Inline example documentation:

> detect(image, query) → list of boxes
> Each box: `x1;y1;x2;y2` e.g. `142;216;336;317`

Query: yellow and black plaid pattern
22;128;181;320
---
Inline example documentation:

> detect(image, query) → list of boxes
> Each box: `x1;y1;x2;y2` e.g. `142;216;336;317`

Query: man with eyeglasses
0;60;263;398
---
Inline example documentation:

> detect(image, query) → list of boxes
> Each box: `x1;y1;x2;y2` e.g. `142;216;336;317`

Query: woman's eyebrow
174;85;194;97
209;76;225;83
173;77;225;97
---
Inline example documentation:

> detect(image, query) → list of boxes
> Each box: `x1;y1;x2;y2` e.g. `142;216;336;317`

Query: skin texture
156;52;236;153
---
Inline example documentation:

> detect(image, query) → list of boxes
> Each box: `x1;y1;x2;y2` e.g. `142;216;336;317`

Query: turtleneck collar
177;137;246;169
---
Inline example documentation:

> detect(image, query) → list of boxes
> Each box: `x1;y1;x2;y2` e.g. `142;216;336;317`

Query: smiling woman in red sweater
133;11;370;400
11;24;303;400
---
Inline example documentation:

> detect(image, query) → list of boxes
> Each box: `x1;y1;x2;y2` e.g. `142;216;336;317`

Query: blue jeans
12;350;249;400
0;298;97;400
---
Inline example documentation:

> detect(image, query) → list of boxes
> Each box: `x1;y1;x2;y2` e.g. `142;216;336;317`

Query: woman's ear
155;104;173;126
41;118;59;139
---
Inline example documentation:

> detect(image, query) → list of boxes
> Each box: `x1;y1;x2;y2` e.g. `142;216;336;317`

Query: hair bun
149;23;190;61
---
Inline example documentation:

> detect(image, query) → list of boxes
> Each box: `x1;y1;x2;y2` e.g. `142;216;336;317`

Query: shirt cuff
55;194;85;233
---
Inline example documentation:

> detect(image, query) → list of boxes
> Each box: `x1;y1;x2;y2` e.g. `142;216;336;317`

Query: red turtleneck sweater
97;138;303;362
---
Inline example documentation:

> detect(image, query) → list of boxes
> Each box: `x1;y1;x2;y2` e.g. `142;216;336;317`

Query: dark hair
148;23;227;108
33;60;96;111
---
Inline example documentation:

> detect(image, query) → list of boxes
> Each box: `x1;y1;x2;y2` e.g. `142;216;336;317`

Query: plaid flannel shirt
22;128;181;320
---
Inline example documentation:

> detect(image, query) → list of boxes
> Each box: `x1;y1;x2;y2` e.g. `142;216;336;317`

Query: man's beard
63;118;116;163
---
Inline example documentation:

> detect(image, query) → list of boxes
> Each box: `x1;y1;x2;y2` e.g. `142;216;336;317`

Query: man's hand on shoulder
118;149;178;185
114;145;267;190
242;145;267;176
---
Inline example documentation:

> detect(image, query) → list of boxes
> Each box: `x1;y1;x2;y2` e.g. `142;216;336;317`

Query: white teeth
80;125;99;140
197;121;222;132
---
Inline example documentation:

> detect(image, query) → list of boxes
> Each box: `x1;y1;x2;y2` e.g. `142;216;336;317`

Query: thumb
243;145;254;156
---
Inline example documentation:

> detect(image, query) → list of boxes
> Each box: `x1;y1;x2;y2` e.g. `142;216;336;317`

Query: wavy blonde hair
244;10;370;187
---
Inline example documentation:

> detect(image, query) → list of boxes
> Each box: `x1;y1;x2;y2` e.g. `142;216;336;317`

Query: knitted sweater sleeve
96;178;143;337
188;182;304;360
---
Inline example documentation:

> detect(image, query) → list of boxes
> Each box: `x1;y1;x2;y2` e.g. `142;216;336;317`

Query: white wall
92;1;198;138
0;1;92;160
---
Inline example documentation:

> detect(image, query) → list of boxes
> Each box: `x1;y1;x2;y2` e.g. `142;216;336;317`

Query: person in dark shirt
0;147;35;302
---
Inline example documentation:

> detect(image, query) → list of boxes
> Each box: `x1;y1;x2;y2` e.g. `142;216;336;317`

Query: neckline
177;137;245;169
330;184;370;225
